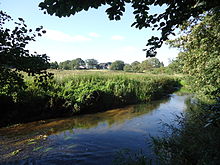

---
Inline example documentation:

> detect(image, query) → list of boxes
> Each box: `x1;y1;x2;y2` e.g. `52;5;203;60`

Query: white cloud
27;31;179;65
111;35;125;40
44;29;91;42
89;32;100;38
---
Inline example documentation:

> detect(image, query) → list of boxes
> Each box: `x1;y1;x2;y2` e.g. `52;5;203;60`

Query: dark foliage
0;11;52;97
38;0;220;57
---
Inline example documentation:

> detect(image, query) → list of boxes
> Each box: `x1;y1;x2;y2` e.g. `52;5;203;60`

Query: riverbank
152;98;220;165
0;70;181;127
0;94;188;164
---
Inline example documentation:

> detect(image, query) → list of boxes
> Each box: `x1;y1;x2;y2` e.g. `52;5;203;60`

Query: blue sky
1;0;179;65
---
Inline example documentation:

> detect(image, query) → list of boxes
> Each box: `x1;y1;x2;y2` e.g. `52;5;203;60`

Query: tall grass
0;70;180;127
152;99;220;165
43;70;179;113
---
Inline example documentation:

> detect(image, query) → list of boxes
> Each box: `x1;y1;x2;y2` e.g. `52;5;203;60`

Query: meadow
0;70;181;127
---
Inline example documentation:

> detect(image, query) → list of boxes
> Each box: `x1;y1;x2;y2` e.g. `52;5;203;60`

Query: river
0;94;190;165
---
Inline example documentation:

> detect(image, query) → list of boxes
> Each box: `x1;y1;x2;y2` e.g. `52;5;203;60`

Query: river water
0;94;190;165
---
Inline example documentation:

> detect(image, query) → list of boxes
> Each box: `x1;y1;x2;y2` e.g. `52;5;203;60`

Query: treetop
39;0;220;57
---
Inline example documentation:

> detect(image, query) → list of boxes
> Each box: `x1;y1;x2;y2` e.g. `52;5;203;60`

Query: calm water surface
0;94;190;165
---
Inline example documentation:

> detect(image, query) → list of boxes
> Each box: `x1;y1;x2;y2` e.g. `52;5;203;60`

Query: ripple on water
0;94;191;165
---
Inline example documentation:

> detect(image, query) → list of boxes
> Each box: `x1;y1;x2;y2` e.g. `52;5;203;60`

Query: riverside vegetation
1;1;219;164
150;11;220;165
0;70;180;127
114;10;220;165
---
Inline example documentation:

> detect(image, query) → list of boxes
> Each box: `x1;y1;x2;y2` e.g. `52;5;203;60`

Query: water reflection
0;94;189;165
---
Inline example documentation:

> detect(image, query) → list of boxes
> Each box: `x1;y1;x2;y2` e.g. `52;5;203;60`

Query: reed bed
37;70;180;113
1;70;180;127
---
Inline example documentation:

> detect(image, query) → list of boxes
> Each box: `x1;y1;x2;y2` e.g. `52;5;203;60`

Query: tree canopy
0;11;51;97
39;0;220;57
59;58;86;70
50;61;59;69
72;58;85;69
85;59;98;69
110;60;125;70
169;11;220;99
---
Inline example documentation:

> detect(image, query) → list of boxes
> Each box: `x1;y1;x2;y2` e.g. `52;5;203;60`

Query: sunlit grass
48;69;179;82
0;69;181;127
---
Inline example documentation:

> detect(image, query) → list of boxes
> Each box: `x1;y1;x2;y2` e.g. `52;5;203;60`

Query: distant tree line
50;58;111;70
123;58;164;72
50;57;164;72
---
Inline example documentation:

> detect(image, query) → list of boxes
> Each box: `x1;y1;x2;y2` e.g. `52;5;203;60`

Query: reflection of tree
0;97;172;163
0;97;169;141
184;97;201;121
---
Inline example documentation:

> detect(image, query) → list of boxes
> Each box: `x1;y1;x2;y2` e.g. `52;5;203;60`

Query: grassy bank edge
0;71;181;128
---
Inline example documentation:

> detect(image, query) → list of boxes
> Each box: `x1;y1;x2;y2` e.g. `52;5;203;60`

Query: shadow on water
0;94;190;165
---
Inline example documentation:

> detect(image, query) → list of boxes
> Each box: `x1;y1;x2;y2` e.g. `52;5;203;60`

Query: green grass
43;70;180;112
0;70;181;127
